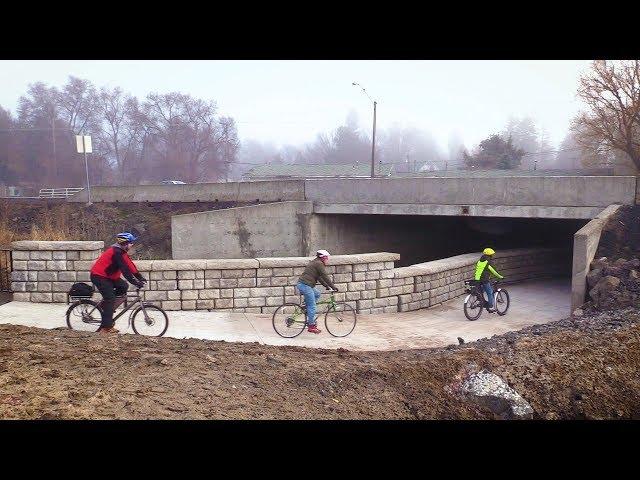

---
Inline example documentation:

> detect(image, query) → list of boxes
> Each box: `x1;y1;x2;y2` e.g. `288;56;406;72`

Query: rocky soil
582;206;640;312
0;306;638;420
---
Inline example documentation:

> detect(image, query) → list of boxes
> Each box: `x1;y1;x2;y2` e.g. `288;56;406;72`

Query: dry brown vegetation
0;200;244;258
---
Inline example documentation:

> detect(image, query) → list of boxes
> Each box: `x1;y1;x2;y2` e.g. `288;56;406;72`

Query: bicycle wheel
463;293;483;321
131;304;169;337
66;299;103;332
272;303;307;338
325;302;357;337
495;289;510;316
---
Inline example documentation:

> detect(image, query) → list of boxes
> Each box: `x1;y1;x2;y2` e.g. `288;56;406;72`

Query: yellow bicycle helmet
483;247;495;256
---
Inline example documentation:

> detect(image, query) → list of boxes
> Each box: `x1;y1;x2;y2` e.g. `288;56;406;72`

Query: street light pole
371;101;377;177
352;82;377;178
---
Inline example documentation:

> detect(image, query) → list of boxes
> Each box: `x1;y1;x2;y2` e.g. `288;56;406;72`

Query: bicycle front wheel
463;293;483;321
272;303;307;338
66;300;103;332
325;302;357;337
495;289;510;316
131;304;169;337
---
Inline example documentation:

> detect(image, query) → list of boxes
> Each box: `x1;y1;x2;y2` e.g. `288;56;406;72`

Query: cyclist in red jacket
90;232;146;334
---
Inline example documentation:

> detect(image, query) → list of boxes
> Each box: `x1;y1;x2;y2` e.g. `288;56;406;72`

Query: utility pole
352;82;377;178
51;117;57;184
371;101;377;177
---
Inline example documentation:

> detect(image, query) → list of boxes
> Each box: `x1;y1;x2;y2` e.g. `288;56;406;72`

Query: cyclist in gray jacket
296;249;339;334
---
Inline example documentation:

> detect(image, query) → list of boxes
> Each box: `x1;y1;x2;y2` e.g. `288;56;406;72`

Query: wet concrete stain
235;217;257;257
296;213;311;256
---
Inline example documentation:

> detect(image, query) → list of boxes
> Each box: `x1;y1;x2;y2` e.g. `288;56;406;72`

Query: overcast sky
0;60;592;151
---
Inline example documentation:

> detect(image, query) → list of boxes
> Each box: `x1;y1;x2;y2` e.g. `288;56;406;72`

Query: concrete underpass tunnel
316;214;588;269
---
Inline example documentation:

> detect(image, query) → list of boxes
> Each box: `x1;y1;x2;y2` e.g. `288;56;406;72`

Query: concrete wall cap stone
394;247;565;277
256;252;400;268
11;241;104;251
205;259;260;269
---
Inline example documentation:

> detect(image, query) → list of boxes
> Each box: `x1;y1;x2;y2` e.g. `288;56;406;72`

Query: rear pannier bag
68;282;95;297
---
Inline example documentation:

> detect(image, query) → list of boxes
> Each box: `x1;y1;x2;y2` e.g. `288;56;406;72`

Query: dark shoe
98;327;119;335
307;325;322;334
487;308;497;313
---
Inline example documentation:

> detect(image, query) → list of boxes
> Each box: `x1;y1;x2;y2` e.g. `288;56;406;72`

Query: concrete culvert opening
312;214;587;269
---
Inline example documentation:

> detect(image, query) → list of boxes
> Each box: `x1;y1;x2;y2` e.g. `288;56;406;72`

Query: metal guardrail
38;187;84;198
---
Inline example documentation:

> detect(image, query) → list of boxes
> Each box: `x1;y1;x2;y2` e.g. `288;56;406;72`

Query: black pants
91;274;128;329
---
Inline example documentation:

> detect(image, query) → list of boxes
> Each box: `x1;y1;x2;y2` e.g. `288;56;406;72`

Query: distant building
0;184;24;197
243;163;394;180
418;162;440;172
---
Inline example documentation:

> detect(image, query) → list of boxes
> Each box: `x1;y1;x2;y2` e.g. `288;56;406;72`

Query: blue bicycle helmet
116;232;137;244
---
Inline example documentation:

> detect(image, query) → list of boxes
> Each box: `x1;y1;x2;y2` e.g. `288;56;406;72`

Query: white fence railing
38;187;84;198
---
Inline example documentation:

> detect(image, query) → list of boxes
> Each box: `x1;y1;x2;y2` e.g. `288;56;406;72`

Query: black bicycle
66;287;169;337
463;279;510;321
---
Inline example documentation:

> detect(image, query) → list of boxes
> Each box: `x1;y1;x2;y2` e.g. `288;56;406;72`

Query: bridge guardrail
38;188;84;199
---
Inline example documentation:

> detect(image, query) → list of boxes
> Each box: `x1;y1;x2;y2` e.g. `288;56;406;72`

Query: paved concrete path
0;278;570;351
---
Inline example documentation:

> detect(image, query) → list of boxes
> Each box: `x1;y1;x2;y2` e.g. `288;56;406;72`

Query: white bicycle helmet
316;249;330;258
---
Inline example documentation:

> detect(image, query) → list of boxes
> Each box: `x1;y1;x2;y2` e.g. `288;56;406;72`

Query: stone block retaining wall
10;241;104;303
10;241;567;314
390;248;568;313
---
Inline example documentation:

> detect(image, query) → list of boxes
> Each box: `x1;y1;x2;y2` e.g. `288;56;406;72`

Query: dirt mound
1;307;639;419
581;205;640;312
595;205;640;261
585;257;640;310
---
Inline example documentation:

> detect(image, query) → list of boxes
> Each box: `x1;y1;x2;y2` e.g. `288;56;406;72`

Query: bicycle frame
464;280;501;311
70;288;152;330
286;292;339;325
302;292;338;314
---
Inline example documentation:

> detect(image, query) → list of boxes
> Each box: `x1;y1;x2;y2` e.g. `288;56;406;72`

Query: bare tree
573;60;640;172
141;92;188;181
447;132;466;168
98;88;144;184
58;76;99;135
181;97;221;182
200;116;239;182
17;82;61;183
302;133;333;164
378;124;443;171
140;92;239;183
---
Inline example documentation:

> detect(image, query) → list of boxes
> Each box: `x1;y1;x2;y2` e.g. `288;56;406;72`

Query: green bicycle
272;291;357;338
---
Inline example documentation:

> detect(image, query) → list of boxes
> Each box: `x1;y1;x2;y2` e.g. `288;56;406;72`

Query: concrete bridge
166;176;636;261
70;175;638;220
305;176;637;219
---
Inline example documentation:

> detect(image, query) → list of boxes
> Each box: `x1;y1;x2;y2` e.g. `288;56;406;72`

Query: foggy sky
0;60;592;150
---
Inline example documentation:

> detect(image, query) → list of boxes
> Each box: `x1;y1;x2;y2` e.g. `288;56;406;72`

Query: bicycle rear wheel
325;303;357;337
463;293;483;321
272;303;307;338
131;304;169;337
495;289;510;316
66;299;103;332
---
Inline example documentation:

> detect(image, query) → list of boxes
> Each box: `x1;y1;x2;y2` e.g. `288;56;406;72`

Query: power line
0;127;75;132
